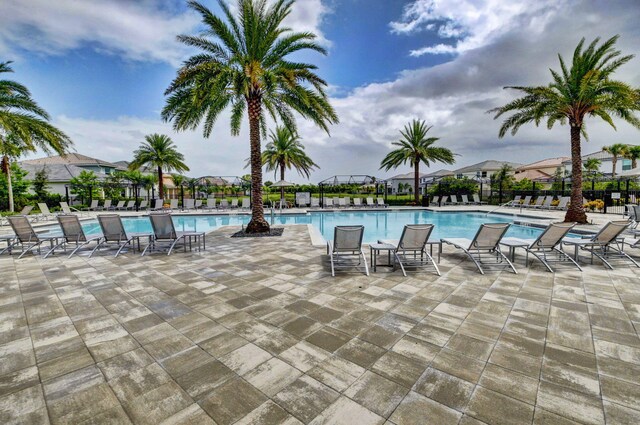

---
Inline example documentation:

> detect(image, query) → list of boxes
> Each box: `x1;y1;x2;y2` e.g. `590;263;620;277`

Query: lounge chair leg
89;241;105;258
394;252;406;277
361;251;369;276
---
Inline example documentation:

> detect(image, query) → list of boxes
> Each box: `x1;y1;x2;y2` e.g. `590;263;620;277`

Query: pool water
72;211;561;244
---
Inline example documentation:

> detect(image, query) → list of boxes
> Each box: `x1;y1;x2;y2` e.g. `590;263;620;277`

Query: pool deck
1;217;640;424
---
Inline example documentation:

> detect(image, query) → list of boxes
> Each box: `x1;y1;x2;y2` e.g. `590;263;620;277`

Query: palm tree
584;157;602;182
490;36;640;223
624;145;640;170
0;61;72;211
380;120;455;204
162;0;338;233
258;126;318;200
602;143;628;177
129;134;189;199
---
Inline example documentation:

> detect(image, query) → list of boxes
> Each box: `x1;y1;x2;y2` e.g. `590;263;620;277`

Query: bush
428;177;477;196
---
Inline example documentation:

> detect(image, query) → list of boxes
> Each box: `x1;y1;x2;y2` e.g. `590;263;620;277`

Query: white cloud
391;0;566;56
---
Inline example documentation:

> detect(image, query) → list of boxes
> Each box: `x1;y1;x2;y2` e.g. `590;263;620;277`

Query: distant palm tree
258;126;318;200
583;158;602;181
129;134;189;199
602;143;628;177
380;120;455;203
162;0;338;233
0;62;72;211
624;145;640;170
490;36;640;223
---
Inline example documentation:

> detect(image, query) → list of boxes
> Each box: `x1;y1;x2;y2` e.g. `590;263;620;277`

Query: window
622;159;632;171
456;174;463;179
481;171;487;178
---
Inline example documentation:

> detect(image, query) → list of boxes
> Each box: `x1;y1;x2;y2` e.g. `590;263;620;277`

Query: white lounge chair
447;195;459;205
429;196;440;206
338;198;346;208
183;199;195;211
113;201;126;210
525;196;545;209
168;199;179;211
219;199;229;210
327;225;369;276
138;200;149;211
563;220;638;269
353;198;362;208
534;196;554;209
324;197;333;208
152;199;164;211
98;200;112;211
551;197;570;210
195;199;203;210
203;198;216;211
231;198;239;208
310;197;320;208
473;194;487;205
83;200;99;211
518;195;532;208
378;224;440;276
507;195;521;207
366;197;375;207
241;198;250;210
442;223;516;274
377;198;387;208
60;202;88;217
37;203;56;221
460;195;472;205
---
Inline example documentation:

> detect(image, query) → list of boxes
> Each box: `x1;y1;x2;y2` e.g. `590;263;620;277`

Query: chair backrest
592;220;629;245
470;223;511;250
366;197;374;205
7;215;38;243
450;195;458;203
333;197;340;206
531;222;575;249
103;200;112;209
220;199;229;208
533;197;545;206
170;199;178;209
324;197;333;206
20;205;34;215
441;195;448;204
97;214;127;242
461;195;469;203
557;197;570;208
543;197;554;207
634;205;640;222
353;198;361;206
115;201;125;209
89;200;99;209
432;196;439;204
149;213;177;241
57;214;88;242
242;198;250;208
154;199;163;209
344;197;351;206
473;194;481;203
398;224;433;251
126;200;135;208
511;195;521;203
184;199;195;209
38;203;51;215
338;198;346;206
521;195;532;205
626;204;637;221
58;201;70;213
231;199;238;207
310;197;319;207
332;226;364;252
377;198;385;205
195;200;202;208
207;198;216;208
139;200;148;209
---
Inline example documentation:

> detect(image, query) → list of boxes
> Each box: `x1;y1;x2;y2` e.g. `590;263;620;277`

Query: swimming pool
63;211;561;244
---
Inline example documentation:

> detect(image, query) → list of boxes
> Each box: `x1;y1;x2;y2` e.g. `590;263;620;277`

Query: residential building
452;160;523;180
387;172;426;194
514;157;569;182
561;150;633;176
419;169;454;194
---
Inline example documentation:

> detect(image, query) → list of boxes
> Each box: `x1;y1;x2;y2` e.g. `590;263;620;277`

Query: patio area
1;223;640;424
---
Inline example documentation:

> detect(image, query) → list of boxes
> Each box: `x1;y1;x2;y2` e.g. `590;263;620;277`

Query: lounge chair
525;196;545;209
241;198;250;210
378;224;440;276
440;195;449;206
366;197;375;207
517;195;532;208
168;199;179;211
327;225;369;276
151;199;164;211
460;195;472;205
441;223;516;274
183;199;195;211
49;214;104;258
83;200;99;211
203;198;216;211
36;203;56;221
231;199;239;208
98;200;112;211
353;198;362;208
0;206;33;226
551;197;570;210
6;215;61;259
138;200;149;211
500;222;581;272
0;233;17;255
338;198;346;208
507;195;521;207
562;220;638;269
324;197;333;208
219;199;229;210
344;197;351;208
113;201;126;210
143;213;205;256
310;197;320;208
472;194;487;205
60;202;89;217
92;214;152;257
447;195;459;205
429;196;440;206
195;199;203;210
377;198;387;208
534;196;554;209
123;200;136;210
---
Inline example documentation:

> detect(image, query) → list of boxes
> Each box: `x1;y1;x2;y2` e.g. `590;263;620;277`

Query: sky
2;0;640;183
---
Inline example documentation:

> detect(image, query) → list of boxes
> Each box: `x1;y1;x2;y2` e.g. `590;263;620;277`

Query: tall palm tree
584;157;602;182
490;36;640;223
0;61;72;211
380;120;455;204
625;145;640;170
129;134;189;199
162;0;338;233
258;126;318;200
602;143;628;177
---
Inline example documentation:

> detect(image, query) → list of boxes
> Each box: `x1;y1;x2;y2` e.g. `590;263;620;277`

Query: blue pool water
65;211;562;243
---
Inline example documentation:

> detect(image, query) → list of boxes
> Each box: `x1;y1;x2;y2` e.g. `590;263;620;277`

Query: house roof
19;163;111;183
453;160;523;174
114;160;154;174
389;172;426;180
517;157;569;171
423;169;453;177
513;169;552;182
21;153;126;170
561;150;620;164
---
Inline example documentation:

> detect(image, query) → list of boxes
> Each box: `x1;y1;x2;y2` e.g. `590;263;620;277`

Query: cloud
390;0;567;56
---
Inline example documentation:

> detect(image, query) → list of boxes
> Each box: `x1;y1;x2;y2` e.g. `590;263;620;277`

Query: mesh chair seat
378;224;440;276
91;214;151;257
143;213;205;256
563;221;638;269
7;215;61;258
327;225;368;276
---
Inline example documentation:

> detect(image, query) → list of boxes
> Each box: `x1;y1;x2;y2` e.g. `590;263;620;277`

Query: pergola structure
186;175;252;205
317;175;387;208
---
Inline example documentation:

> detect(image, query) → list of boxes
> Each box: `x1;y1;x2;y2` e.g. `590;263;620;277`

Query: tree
0;62;72;212
257;126;318;201
583;158;602;182
31;167;50;200
490;36;640;223
624;145;640;170
129;134;189;200
0;163;29;211
70;170;99;205
380;120;456;203
162;0;338;233
602;143;628;177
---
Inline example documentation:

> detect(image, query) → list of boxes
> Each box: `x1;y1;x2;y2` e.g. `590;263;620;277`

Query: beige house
514;157;569;182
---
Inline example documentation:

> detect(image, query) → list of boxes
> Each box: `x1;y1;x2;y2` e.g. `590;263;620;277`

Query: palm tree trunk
157;166;164;199
414;162;420;204
2;155;14;212
633;159;637;169
612;156;617;178
565;125;588;224
280;162;285;203
246;96;270;233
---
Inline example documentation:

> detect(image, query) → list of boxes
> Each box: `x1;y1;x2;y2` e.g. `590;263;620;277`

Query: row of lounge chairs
429;194;486;206
328;219;640;276
1;213;205;259
506;195;571;210
308;197;387;208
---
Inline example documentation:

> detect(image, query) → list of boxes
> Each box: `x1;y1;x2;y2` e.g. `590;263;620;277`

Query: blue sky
2;0;640;181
